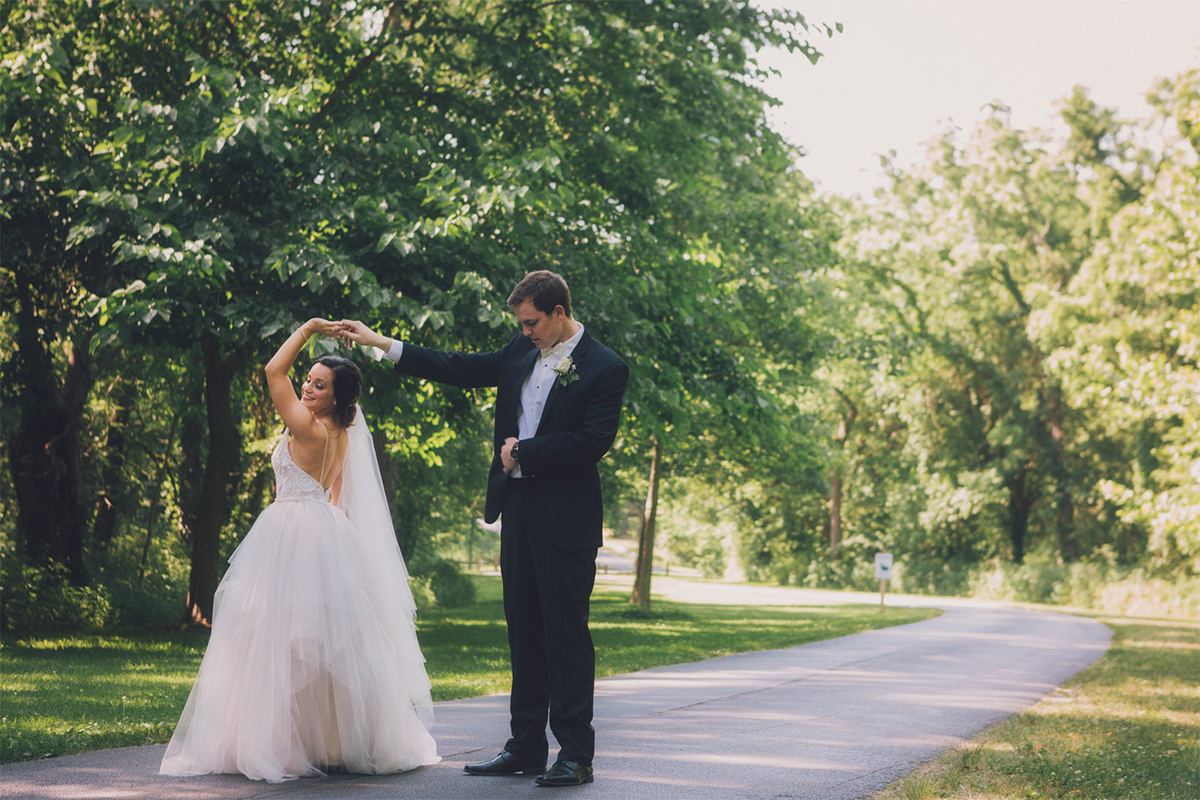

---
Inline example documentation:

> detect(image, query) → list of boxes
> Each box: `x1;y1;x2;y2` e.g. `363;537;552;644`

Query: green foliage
1060;67;1200;577
800;67;1200;600
0;534;191;635
800;551;879;592
88;539;190;630
969;560;1200;618
776;549;1200;618
888;556;976;598
423;559;478;609
406;576;438;615
0;553;112;635
2;0;837;626
969;561;1062;605
3;0;1196;628
660;477;737;579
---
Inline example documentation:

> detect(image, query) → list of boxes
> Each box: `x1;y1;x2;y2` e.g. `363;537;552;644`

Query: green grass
871;615;1200;800
1;576;935;763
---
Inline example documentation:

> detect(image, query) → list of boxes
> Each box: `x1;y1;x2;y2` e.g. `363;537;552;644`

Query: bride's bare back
287;417;349;491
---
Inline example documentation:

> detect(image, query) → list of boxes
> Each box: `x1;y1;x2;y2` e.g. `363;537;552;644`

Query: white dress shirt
512;323;585;477
384;338;405;363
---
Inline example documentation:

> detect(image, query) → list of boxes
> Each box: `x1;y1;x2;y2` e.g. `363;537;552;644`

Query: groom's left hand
501;436;519;476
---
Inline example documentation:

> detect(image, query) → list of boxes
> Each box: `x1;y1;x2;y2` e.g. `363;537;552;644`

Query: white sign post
874;553;894;611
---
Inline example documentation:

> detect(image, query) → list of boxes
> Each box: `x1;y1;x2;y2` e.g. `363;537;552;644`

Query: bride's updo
315;356;362;428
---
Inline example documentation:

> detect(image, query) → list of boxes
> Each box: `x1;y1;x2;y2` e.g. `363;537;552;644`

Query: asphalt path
2;575;1112;800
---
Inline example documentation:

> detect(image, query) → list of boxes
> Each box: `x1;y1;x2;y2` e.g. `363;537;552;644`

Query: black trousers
499;479;597;765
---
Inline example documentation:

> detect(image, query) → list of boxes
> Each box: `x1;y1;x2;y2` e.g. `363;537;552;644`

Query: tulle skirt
160;498;440;783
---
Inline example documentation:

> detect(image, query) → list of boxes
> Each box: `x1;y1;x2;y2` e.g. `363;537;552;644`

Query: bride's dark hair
314;356;362;428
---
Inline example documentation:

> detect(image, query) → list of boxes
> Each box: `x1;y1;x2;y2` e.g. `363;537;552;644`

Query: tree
829;85;1179;577
4;1;400;621
1052;68;1200;574
2;11;124;586
3;0;838;624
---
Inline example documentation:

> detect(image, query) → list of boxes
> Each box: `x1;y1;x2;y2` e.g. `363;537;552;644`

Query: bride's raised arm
264;318;342;437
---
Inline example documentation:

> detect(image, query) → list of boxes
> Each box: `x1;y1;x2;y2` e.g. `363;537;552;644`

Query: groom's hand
337;319;392;351
501;436;519;476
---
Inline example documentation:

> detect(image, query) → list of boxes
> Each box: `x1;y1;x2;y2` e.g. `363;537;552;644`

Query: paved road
2;577;1111;800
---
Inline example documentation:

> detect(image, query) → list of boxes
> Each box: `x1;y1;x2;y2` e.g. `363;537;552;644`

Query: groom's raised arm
396;339;510;389
339;319;513;389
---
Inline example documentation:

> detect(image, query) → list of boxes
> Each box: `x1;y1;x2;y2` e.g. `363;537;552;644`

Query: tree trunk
1004;468;1034;564
630;437;662;610
92;376;137;547
828;470;844;557
828;388;858;559
183;335;247;626
1044;381;1078;562
176;406;206;546
8;312;95;585
140;408;182;579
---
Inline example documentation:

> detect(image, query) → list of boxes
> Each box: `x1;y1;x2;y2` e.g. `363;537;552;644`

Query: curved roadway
1;575;1111;800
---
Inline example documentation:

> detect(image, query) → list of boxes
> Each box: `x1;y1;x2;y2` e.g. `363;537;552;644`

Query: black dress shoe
535;760;594;787
463;750;547;776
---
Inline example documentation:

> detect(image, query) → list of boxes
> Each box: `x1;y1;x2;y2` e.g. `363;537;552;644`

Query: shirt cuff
383;338;404;363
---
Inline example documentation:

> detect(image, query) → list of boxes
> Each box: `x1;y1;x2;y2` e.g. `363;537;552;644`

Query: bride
161;318;440;783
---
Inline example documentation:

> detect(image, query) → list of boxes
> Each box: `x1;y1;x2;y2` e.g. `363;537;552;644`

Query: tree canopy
3;1;1196;633
1;0;837;625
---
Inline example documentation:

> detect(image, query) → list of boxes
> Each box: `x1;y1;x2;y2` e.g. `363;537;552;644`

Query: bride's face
301;364;337;416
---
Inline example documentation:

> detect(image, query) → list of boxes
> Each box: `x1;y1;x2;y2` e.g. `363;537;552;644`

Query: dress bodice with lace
271;435;330;503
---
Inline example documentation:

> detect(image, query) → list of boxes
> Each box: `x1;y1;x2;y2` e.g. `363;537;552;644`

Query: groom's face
514;300;568;350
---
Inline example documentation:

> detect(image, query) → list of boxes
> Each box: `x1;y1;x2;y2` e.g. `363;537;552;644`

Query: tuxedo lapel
538;332;593;433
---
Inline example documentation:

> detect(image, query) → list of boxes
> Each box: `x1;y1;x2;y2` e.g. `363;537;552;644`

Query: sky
756;0;1200;196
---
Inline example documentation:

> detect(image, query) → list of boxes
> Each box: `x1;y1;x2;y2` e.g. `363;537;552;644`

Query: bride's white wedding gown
161;412;439;783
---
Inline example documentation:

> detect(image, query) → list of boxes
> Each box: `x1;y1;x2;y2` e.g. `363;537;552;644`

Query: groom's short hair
508;270;572;317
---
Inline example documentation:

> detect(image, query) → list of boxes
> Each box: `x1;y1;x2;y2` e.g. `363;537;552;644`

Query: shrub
89;540;189;629
890;556;972;596
968;561;1060;604
802;557;857;590
1093;570;1200;618
667;524;731;580
408;575;437;613
1007;562;1061;604
427;559;477;608
1052;560;1111;607
1;558;112;634
965;560;1200;618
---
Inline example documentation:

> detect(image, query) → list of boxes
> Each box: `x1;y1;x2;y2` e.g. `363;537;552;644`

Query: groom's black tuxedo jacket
396;330;629;551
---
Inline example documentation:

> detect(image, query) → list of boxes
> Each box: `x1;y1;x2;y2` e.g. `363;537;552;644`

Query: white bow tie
540;343;564;359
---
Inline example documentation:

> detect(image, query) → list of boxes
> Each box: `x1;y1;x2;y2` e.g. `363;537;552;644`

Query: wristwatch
510;440;520;463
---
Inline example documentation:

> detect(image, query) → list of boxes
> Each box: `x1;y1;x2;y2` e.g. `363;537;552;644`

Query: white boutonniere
552;356;580;387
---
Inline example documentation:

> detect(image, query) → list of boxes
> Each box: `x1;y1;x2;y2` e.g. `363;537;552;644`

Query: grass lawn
1;575;935;764
871;615;1200;800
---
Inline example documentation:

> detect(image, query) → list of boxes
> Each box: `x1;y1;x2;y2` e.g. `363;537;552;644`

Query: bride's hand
303;318;342;339
337;319;392;351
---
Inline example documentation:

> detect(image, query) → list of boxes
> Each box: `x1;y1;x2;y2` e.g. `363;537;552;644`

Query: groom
339;270;628;787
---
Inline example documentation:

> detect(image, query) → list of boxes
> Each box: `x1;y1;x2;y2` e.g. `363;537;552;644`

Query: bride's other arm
265;318;341;437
